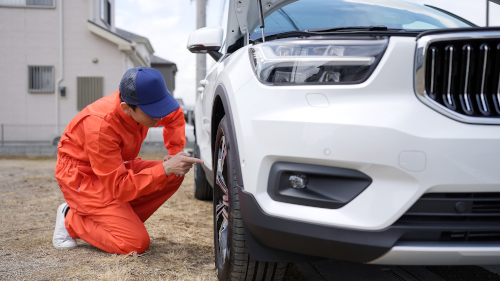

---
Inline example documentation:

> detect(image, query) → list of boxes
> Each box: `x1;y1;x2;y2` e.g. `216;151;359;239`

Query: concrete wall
0;0;127;130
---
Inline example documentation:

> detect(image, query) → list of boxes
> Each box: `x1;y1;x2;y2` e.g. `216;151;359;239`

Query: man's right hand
162;152;204;177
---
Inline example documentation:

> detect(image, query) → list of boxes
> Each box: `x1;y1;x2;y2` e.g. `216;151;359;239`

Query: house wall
0;5;60;126
134;43;151;67
0;0;126;131
61;0;124;125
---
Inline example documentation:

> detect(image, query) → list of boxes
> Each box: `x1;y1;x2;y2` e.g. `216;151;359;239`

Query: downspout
55;0;64;136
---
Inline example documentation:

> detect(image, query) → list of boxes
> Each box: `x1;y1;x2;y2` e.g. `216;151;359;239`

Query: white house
0;0;175;145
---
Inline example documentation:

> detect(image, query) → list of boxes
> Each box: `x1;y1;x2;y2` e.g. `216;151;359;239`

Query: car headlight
249;38;388;85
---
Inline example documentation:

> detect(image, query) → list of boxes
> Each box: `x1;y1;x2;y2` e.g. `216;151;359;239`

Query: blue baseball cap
119;67;179;118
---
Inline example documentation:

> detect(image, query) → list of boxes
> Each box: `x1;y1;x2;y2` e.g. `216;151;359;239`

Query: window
100;0;111;26
0;0;54;7
26;0;52;5
28;66;54;93
77;77;103;110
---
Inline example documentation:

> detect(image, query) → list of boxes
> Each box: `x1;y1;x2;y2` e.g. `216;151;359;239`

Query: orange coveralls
55;91;186;255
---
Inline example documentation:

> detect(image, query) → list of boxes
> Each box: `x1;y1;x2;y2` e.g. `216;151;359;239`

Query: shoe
53;203;77;249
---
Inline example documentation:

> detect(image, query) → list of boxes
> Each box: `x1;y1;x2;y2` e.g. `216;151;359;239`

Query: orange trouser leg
125;159;184;222
64;159;184;254
65;200;150;255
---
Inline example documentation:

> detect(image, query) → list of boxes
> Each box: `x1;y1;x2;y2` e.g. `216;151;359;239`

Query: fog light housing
289;174;308;189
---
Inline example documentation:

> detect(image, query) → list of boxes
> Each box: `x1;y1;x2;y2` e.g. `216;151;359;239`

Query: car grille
398;193;500;223
440;231;500;242
415;31;500;124
396;193;500;242
426;41;500;116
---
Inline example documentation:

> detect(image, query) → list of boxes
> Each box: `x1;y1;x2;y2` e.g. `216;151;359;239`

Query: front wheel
52;137;61;146
213;116;288;281
194;144;212;200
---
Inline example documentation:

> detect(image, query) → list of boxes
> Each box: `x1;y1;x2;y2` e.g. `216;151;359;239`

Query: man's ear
120;102;132;116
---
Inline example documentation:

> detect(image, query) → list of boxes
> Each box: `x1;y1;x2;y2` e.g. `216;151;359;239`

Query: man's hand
163;152;189;162
163;155;175;161
162;152;203;177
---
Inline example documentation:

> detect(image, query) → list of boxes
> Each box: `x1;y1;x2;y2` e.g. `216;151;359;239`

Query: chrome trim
446;46;454;106
370;243;500;265
498;69;500;108
464;46;472;112
415;31;500;125
430;48;436;96
480;45;490;112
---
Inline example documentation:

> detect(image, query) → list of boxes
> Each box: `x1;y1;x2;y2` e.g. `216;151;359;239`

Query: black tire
52;137;61;146
194;143;212;200
213;116;288;281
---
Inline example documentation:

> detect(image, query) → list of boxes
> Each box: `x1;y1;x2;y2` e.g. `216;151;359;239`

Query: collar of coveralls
114;91;143;128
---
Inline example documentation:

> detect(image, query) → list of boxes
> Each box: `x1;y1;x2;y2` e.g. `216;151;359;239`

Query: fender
210;84;244;188
210;84;319;263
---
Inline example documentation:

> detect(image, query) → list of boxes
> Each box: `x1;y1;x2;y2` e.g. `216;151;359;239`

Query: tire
213;116;288;281
52;137;61;146
194;143;212;200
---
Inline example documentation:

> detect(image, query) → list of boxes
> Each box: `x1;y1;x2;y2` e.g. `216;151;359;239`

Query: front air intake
396;193;500;243
397;193;500;223
415;30;500;124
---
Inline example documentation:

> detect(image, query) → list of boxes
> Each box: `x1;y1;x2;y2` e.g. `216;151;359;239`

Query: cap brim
137;94;180;118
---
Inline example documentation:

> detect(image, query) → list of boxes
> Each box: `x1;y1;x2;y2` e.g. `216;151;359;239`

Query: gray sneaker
53;203;77;249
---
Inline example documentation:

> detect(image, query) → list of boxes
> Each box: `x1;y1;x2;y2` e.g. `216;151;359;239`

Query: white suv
187;0;500;280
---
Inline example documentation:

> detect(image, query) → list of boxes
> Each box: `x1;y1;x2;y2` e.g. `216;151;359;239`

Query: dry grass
0;155;304;280
0;156;216;280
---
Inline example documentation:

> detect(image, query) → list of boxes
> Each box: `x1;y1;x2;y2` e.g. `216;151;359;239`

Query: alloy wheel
215;135;229;268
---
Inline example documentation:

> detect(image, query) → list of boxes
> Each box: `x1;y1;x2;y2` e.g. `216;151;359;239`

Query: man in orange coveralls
52;67;203;255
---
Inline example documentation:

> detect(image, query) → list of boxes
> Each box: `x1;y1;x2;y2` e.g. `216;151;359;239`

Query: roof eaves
88;20;132;43
116;28;155;53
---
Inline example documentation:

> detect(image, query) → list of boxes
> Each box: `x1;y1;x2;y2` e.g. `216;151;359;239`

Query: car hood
232;0;296;35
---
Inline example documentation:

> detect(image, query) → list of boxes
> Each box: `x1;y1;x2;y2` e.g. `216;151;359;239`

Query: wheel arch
211;84;244;188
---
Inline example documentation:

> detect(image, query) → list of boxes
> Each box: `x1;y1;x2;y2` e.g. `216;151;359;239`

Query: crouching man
52;67;202;255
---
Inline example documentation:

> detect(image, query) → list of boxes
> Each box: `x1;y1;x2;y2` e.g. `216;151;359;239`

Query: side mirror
187;27;223;61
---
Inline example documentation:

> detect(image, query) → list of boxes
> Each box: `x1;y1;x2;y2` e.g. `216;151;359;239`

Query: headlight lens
249;38;388;85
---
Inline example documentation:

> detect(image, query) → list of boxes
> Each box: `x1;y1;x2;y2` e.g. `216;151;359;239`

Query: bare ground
0;155;305;281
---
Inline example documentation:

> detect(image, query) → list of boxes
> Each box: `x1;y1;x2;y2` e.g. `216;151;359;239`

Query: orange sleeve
157;107;186;156
84;116;168;202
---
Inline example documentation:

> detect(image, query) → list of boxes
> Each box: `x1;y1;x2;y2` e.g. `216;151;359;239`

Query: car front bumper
239;187;500;264
227;37;500;264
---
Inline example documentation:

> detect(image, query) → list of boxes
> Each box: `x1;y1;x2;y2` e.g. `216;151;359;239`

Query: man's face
120;103;162;127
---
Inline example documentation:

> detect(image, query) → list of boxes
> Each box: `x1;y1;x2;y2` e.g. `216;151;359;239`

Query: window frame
100;0;112;27
0;0;55;9
28;65;55;93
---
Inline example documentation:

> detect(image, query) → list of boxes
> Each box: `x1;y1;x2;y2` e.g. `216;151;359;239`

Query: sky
116;0;500;106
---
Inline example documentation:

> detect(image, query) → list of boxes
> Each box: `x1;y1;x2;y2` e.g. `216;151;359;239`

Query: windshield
251;0;473;40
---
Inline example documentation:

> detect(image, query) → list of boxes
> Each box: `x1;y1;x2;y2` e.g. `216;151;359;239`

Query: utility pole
196;0;207;99
487;0;490;26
